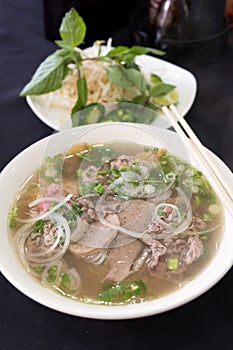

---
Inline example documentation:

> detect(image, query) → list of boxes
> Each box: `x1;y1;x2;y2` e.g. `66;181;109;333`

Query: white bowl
0;123;232;320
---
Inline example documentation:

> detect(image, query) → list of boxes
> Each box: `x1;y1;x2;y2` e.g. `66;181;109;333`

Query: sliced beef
103;240;145;283
108;199;156;248
69;214;119;257
183;235;204;265
190;216;207;232
118;199;155;233
142;236;166;270
147;234;204;279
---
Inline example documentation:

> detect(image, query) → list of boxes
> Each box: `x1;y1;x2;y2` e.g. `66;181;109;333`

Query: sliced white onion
25;212;71;264
151;187;192;239
153;203;182;229
70;215;82;241
16;194;73;223
41;260;62;286
66;267;82;291
97;214;145;239
14;223;34;270
85;250;107;265
26;221;63;258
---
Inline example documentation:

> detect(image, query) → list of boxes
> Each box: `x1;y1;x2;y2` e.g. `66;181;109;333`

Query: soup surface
8;142;224;305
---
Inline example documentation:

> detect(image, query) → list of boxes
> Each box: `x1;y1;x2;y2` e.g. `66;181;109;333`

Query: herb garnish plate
26;51;197;131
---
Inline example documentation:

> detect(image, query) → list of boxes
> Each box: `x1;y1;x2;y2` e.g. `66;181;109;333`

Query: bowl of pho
0;120;233;319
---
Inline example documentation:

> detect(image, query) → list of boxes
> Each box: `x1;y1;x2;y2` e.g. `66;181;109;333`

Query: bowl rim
0;123;233;320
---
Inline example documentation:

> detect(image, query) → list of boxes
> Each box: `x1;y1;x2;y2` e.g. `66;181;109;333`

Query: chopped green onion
76;169;83;177
72;203;82;216
46;266;58;283
34;266;43;273
8;206;18;228
97;280;147;303
94;183;105;194
208;204;221;215
33;219;47;233
203;213;211;221
167;258;179;271
60;272;71;283
194;195;201;206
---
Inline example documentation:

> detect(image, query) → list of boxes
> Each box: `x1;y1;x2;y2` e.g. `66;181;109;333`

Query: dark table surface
0;1;233;349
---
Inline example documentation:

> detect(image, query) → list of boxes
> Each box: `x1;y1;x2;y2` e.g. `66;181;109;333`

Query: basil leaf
55;8;86;49
20;49;71;96
150;83;176;98
150;73;163;84
130;45;164;56
106;65;135;93
107;46;130;57
126;68;147;94
107;45;163;69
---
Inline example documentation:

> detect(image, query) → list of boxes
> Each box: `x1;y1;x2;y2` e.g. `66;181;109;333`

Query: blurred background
43;0;232;67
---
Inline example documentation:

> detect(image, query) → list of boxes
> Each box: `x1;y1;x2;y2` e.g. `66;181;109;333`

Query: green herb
20;49;72;96
71;203;82;216
76;168;83;177
34;266;43;273
20;8;177;127
203;213;211;221
55;8;86;49
8;206;18;228
194;195;201;206
46;266;58;283
97;280;147;303
79;181;96;196
150;83;176;98
94;183;105;195
71;76;88;116
33;219;47;233
167;258;179;271
60;272;71;283
150;73;163;84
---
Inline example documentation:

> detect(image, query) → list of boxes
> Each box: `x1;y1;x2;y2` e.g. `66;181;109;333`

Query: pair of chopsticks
162;104;233;216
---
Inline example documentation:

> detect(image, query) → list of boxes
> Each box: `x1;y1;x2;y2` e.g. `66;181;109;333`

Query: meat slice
69;214;119;257
103;240;144;283
183;235;204;265
118;199;155;233
147;234;204;279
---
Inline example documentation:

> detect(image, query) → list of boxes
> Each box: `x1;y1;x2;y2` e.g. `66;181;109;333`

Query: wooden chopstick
162;105;233;216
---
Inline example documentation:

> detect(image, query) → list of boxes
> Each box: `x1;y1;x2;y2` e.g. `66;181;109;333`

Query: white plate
0;123;232;320
26;48;197;130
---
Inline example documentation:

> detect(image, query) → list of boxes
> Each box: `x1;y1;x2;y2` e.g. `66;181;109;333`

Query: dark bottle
154;0;190;46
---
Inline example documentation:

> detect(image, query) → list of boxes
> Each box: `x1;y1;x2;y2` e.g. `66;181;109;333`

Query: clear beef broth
8;142;224;305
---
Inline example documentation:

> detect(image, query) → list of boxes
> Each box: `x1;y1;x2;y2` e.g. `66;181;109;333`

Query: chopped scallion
167;258;179;271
